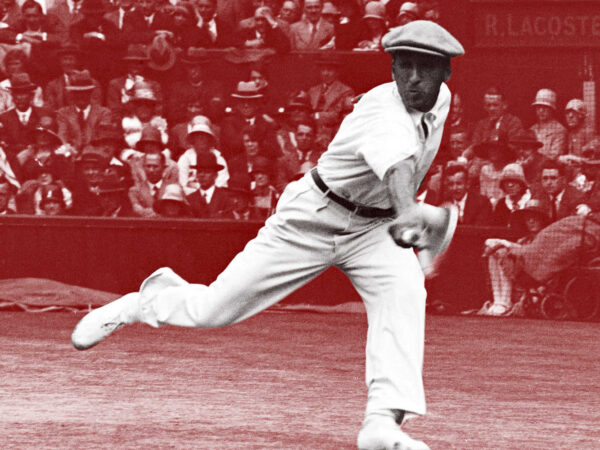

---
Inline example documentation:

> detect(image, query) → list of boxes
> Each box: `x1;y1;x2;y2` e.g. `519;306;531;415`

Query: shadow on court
1;311;599;449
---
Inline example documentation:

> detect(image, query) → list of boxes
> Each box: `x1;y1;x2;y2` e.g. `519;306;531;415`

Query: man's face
197;169;217;190
535;105;553;123
254;172;269;187
196;0;216;21
81;163;103;186
0;183;10;211
6;58;25;76
72;90;92;110
502;179;524;197
524;214;544;233
143;154;164;184
304;0;322;23
541;168;565;196
446;171;467;201
138;0;156;16
449;132;468;158
242;134;259;157
12;90;34;111
23;6;42;30
60;54;78;73
236;99;259;119
319;66;338;85
280;1;298;22
483;96;504;121
43;200;63;216
296;124;314;151
565;110;583;129
392;52;450;113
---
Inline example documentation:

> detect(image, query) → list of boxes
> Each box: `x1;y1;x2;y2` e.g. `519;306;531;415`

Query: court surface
2;311;599;449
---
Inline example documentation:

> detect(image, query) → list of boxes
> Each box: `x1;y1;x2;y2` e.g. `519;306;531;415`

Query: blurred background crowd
0;0;597;236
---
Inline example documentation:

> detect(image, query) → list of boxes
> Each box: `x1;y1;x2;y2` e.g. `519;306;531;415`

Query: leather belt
310;168;395;218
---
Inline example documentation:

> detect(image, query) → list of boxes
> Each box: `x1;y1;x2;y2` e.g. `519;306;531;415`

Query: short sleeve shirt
316;81;451;209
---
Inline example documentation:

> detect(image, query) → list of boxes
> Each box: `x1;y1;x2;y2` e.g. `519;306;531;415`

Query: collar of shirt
505;189;531;211
245;116;256;126
200;184;216;203
555;189;565;205
17;107;32;123
296;149;312;162
148;179;162;191
77;105;91;120
144;13;155;25
398;91;445;138
455;193;467;218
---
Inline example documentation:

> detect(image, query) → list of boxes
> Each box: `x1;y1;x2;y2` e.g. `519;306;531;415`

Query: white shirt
17;107;32;124
317;81;451;209
197;16;217;41
77;104;91;120
200;185;216;203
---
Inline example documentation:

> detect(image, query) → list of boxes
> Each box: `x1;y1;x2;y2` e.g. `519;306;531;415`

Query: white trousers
137;175;428;416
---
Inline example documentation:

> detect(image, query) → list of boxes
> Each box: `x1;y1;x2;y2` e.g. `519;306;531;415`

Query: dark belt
310;168;395;218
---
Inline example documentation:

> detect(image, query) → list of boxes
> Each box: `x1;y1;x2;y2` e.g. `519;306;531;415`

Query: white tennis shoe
71;292;141;350
357;415;430;450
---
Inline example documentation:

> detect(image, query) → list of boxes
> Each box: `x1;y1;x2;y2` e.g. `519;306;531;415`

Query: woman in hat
490;162;532;227
479;199;551;316
122;80;169;149
354;1;389;51
177;115;229;194
154;183;192;218
530;88;567;160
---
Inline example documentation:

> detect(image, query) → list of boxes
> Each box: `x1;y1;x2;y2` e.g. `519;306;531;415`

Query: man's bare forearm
384;157;418;214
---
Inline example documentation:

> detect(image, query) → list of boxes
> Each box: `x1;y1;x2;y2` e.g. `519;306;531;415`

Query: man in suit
44;41;102;110
48;0;85;29
56;70;111;152
103;0;134;31
277;119;321;189
186;150;232;218
236;6;290;53
289;0;335;50
0;72;54;166
439;162;493;226
534;159;588;222
7;0;67;46
471;87;524;147
122;0;172;44
308;55;354;138
191;0;235;48
128;152;177;218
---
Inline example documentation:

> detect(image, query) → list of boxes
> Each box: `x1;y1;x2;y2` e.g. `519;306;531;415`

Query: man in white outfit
72;20;464;450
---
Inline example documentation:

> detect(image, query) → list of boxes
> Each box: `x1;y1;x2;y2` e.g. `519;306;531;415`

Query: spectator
16;115;73;183
220;80;279;160
49;0;85;29
0;49;44;113
491;163;532;227
222;173;253;220
354;1;388;52
0;72;53;164
0;175;16;213
277;0;299;28
471;87;523;147
95;171;133;217
394;1;419;26
186;150;231;218
0;0;20;28
511;129;545;186
38;183;66;215
275;90;314;156
160;3;203;49
44;41;103;110
106;44;163;115
564;98;593;157
289;0;335;50
321;1;341;28
128;151;178;218
192;0;235;48
103;0;134;31
165;48;222;127
530;88;567;160
446;92;469;135
237;6;290;52
534;159;588;222
122;0;172;45
249;155;278;220
89;120;131;183
154;182;192;218
9;0;66;47
439;127;469;167
326;0;360;50
277;119;320;188
56;69;112;152
474;130;517;205
308;55;354;139
479;198;550;316
439;161;493;226
121;80;168;149
178;115;229;194
228;125;269;180
69;144;107;215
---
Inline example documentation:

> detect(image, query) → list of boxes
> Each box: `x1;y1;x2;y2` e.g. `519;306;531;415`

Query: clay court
2;310;599;449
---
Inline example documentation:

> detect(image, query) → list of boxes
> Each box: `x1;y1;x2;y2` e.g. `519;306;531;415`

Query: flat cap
382;20;464;58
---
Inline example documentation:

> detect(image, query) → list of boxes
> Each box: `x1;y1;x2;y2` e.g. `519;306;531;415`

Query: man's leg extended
72;180;335;348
